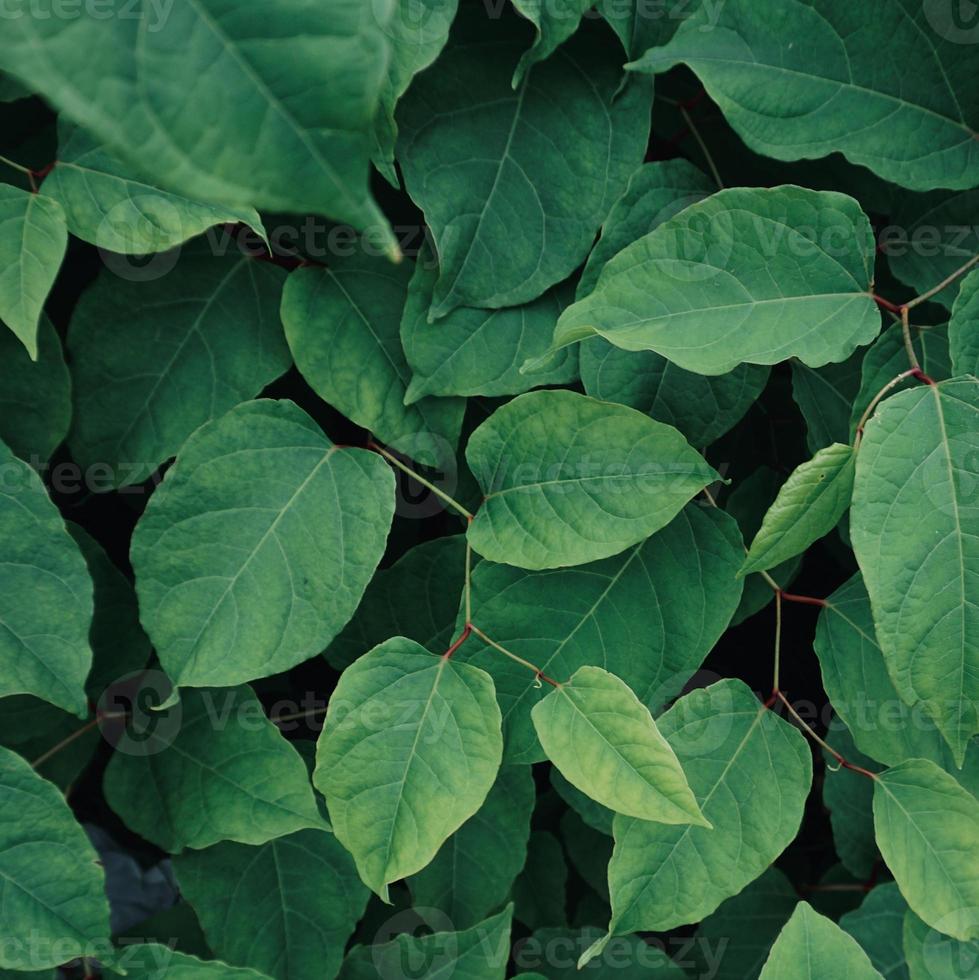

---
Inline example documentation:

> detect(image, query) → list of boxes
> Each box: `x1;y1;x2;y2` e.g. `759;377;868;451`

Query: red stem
442;623;472;660
779;591;827;608
872;293;902;313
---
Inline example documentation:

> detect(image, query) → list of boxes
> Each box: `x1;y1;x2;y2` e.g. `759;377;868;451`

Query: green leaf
282;257;465;455
839;884;910;980
396;6;650;316
0;437;91;716
510;0;594;86
599;679;811;949
465;390;718;569
462;504;743;762
107;946;273;979
560;809;612;901
553;186;880;375
823;727;881;878
550;768;614;837
532;666;708;825
130;399;395;692
791;354;865;454
325;535;469;672
873;759;979;943
519;926;686;979
103;684;328;853
0;183;67;359
740;443;855;576
596;0;692;59
42;124;266;254
513;831;569;931
949;268;979;376
314;637;503;900
0;745;110;970
629;0;979;191
691;868;799;980
903;907;979;980
0;313;70;463
851;378;979;764
401;253;578;403
758;902;885;979
409;764;535;929
339;905;513;980
68;243;290;486
173;829;369;980
0;1;398;252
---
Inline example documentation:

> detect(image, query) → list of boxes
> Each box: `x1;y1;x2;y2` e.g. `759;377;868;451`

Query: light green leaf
629;0;979;191
552;186;880;376
338;905;512;980
851;378;979;764
510;0;594;86
874;759;979;943
949;268;979;377
791;354;865;454
173;829;369;980
401;253;578;403
325;535;469;672
823;727;881;878
465;390;718;569
68;243;290;487
513;831;568;931
0;184;67;359
520;926;686;979
42;124;266;254
0;1;398;252
462;504;744;762
107;945;273;979
759;902;885;979
282;257;465;456
740;443;855;576
0;437;91;716
0;746;110;970
839;884;910;980
691;867;799;980
104;684;327;853
130;399;395;693
409;765;535;929
903;907;979;980
600;679;811;946
532;666;708;825
0;313;70;463
397;6;650;317
314;637;503;900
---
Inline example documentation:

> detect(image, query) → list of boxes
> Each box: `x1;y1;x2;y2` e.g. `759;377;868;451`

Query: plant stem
780;591;827;608
853;367;929;449
30;716;99;769
464;541;473;624
900;306;921;372
469;624;561;687
680;105;723;190
442;623;472;660
0;153;36;191
904;253;979;310
367;441;474;521
772;590;782;693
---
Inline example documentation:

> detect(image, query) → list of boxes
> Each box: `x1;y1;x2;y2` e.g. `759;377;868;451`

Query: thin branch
853;367;930;449
900;306;921;372
780;591;827;608
367;441;474;521
772;590;782;693
679;105;723;190
469;624;561;687
442;623;472;660
0;153;36;191
904;253;979;310
30;717;99;769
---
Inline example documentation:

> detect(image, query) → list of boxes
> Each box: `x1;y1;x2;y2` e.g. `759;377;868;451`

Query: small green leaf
174;830;369;980
0;184;67;359
839;884;910;980
759;902;885;979
0;746;110;970
873;758;979;943
740;443;855;576
314;637;503;900
104;684;328;853
949;268;979;377
510;0;594;86
466;390;718;569
131;399;395;693
532;665;708;825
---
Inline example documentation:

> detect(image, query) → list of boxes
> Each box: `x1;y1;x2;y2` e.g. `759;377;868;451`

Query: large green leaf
69;243;290;486
42;123;265;254
851;378;979;764
532;666;707;825
0;0;398;251
758;902;885;979
397;6;650;317
0;437;91;716
173;830;368;980
903;907;979;980
839;884;910;980
873;759;979;943
597;679;811;955
401;253;578;403
0;313;70;463
461;505;743;762
103;684;327;853
465;390;718;569
949;269;979;376
741;443;855;576
510;0;594;85
314;637;503;899
130;399;395;693
0;746;110;970
409;764;535;929
282;257;465;454
107;946;272;979
0;183;67;359
554;186;880;375
629;0;979;191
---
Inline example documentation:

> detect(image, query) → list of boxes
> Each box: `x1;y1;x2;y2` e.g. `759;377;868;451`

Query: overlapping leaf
949;268;979;376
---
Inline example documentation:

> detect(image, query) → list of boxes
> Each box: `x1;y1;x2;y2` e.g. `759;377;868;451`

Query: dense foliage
1;1;978;978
